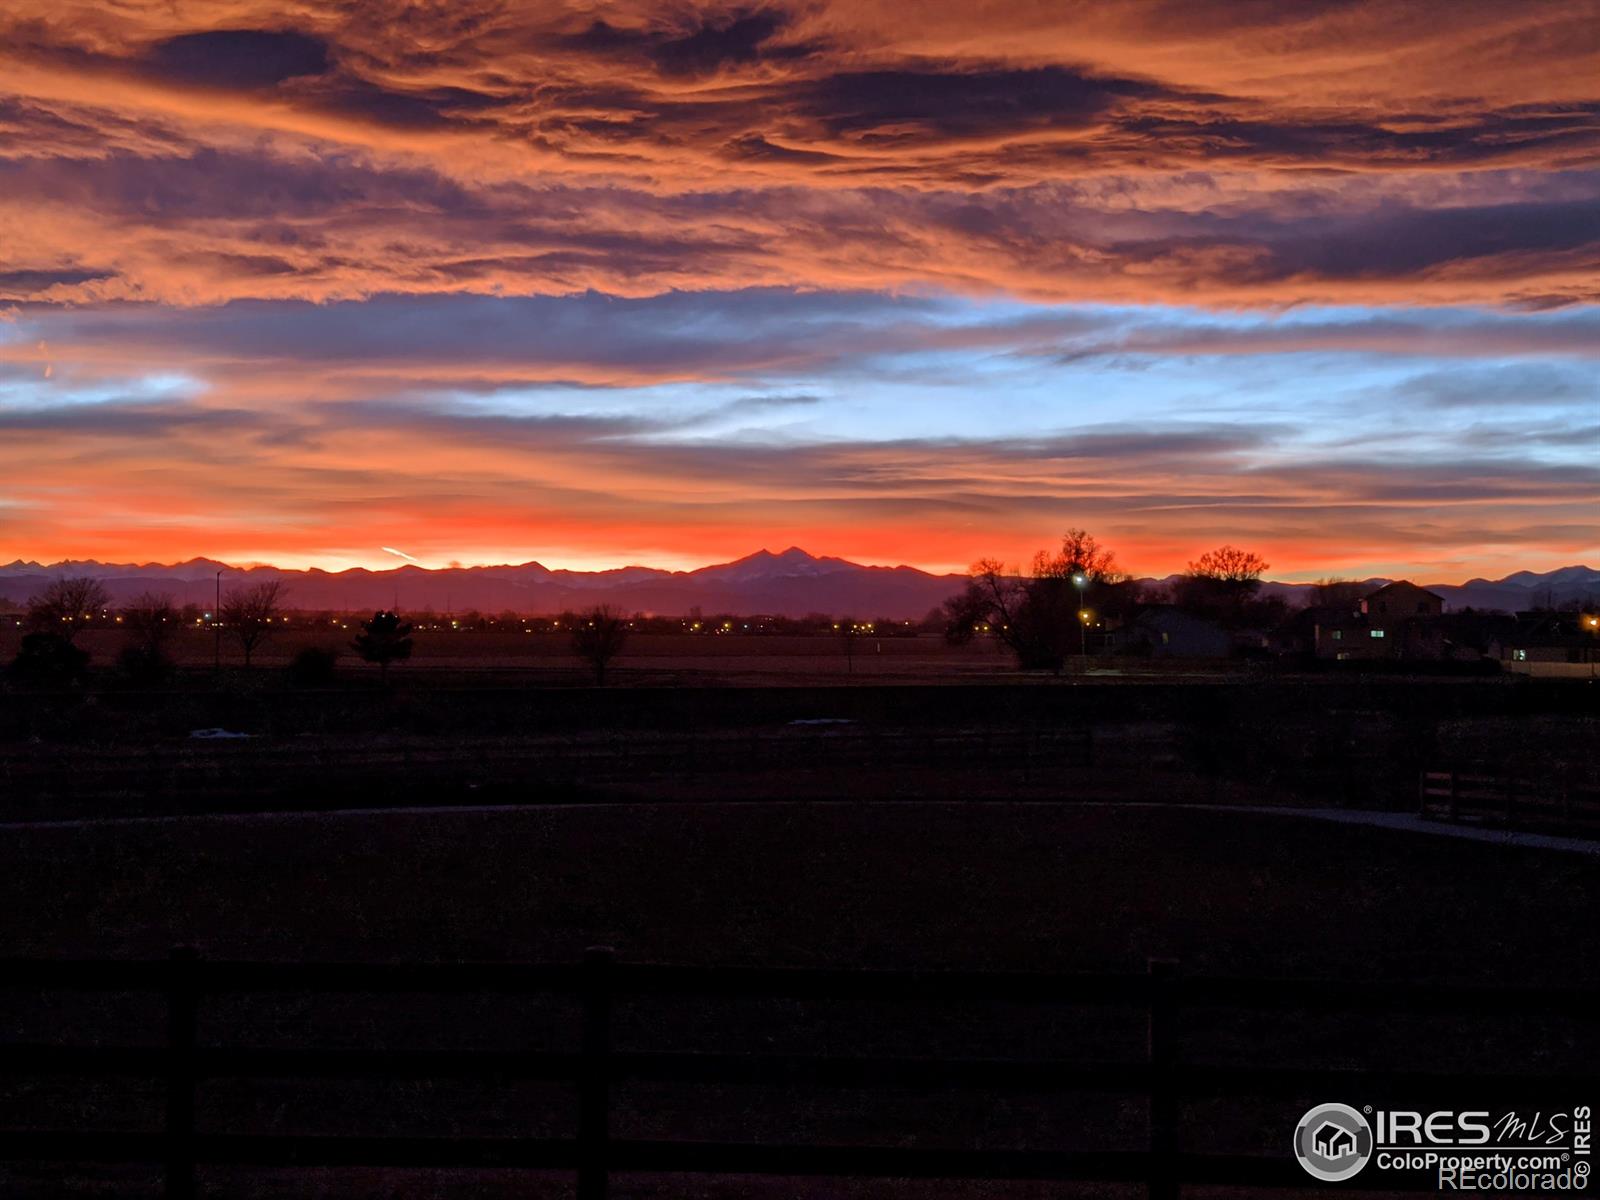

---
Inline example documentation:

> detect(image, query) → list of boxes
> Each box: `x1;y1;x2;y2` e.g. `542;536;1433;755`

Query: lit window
1331;630;1342;640
1512;649;1527;661
1370;630;1385;638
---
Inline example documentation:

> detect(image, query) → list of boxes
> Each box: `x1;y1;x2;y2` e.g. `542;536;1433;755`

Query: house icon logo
1315;1122;1356;1159
1294;1103;1373;1181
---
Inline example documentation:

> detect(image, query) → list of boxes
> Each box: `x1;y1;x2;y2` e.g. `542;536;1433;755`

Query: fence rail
3;950;1596;1198
1420;769;1600;836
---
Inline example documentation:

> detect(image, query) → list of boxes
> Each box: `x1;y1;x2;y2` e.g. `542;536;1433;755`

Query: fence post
1147;958;1179;1200
578;946;615;1200
164;946;199;1200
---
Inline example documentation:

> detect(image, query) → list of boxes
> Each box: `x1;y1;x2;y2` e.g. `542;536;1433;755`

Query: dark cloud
0;402;264;437
0;267;110;296
293;77;509;131
556;9;818;77
3;4;1600;305
1392;363;1600;408
1112;102;1600;170
800;66;1173;141
1275;199;1600;279
144;29;330;90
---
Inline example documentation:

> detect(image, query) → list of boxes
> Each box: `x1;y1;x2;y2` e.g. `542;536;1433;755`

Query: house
1314;1122;1357;1160
1314;580;1446;661
1271;604;1347;657
1362;580;1444;620
1501;610;1600;666
1110;606;1233;658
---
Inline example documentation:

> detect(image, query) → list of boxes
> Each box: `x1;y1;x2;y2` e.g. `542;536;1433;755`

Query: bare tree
1045;527;1124;584
117;591;178;685
352;610;414;683
837;617;867;674
221;581;287;667
1187;545;1269;584
950;529;1125;671
27;576;110;645
1177;545;1271;626
1310;578;1367;609
122;591;177;654
570;605;629;685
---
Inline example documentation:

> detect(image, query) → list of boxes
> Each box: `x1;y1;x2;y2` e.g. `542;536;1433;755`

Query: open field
3;626;1020;680
2;678;1593;1197
5;798;1595;976
2;800;1597;1197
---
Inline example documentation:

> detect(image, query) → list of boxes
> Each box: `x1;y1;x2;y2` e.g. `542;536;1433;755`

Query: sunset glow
2;2;1596;579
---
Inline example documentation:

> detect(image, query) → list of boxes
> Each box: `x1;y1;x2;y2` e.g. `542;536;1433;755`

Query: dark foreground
1;676;1595;1197
3;798;1598;1198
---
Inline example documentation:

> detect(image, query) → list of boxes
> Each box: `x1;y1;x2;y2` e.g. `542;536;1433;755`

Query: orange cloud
1;3;1596;578
0;1;1595;306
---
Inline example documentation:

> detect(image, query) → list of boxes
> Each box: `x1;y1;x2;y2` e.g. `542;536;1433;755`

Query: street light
1072;573;1089;670
214;570;223;674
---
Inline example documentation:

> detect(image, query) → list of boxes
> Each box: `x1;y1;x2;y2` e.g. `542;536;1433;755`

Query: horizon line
3;549;1595;591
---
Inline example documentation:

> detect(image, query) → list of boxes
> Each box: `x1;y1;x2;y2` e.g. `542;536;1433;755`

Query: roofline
1365;580;1445;602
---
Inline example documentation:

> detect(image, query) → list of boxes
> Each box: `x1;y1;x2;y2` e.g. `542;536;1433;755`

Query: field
1;668;1595;1197
2;797;1597;1198
1;624;1232;686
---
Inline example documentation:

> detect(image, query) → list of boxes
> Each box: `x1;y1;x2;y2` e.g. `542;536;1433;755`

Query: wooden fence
2;950;1596;1198
1420;769;1600;836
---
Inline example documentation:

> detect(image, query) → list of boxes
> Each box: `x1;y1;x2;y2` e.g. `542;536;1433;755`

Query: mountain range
1;549;1595;619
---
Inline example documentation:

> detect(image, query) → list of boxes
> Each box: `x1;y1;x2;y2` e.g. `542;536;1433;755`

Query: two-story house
1314;580;1446;661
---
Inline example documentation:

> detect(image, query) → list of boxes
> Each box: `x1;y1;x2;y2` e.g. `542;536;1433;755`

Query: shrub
287;645;339;687
8;632;90;687
115;644;175;688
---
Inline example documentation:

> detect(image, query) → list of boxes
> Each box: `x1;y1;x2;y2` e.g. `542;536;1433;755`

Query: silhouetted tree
113;591;178;686
221;581;286;667
941;587;993;644
951;529;1124;671
27;576;109;645
122;591;177;654
1309;578;1367;609
8;632;89;687
352;610;413;683
116;644;174;687
571;605;629;685
1187;545;1269;585
287;645;340;687
837;617;865;674
1047;527;1124;584
1176;545;1270;626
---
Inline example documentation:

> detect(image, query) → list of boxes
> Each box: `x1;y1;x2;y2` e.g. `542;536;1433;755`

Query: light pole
1073;573;1089;671
214;570;222;675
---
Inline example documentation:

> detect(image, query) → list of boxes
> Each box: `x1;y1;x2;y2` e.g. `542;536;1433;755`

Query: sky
0;1;1596;581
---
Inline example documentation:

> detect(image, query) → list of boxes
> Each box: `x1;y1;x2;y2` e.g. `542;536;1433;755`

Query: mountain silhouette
1;552;1594;619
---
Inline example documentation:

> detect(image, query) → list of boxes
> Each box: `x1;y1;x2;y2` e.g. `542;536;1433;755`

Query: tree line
4;575;634;687
942;528;1343;672
6;533;1373;686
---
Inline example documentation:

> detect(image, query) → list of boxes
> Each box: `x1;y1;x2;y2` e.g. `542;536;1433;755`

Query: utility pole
214;570;222;675
1073;573;1089;673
